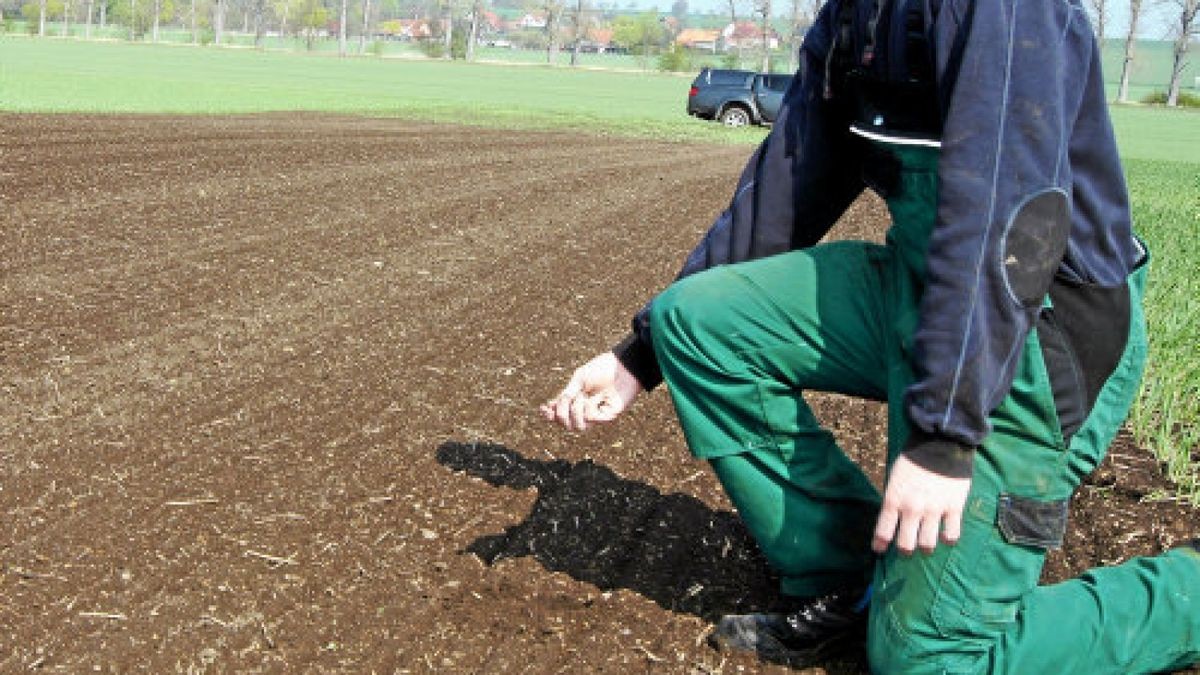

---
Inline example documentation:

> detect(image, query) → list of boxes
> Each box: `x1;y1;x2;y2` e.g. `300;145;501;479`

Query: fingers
872;505;898;554
940;509;962;546
539;368;615;432
895;510;922;555
916;514;941;554
545;375;583;429
873;505;952;555
569;393;589;431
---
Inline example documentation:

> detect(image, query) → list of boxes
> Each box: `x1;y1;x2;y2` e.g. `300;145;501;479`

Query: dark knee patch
1002;190;1070;307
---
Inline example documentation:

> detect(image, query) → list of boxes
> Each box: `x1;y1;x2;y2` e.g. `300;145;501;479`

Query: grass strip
1126;159;1200;503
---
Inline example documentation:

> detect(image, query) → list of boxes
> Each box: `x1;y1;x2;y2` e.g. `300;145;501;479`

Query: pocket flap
997;493;1069;549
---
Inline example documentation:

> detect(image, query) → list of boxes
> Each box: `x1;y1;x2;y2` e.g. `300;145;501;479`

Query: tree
612;9;663;61
273;0;290;37
85;0;94;37
568;0;586;66
338;0;348;55
297;0;327;49
442;0;453;59
213;0;225;43
358;0;372;52
1165;0;1200;106
1084;0;1106;46
755;0;770;72
465;0;485;60
250;0;266;46
110;0;172;38
543;0;564;64
39;0;46;35
725;0;742;64
1117;0;1144;102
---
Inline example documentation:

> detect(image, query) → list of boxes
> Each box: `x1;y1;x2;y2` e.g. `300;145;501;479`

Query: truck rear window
708;70;754;87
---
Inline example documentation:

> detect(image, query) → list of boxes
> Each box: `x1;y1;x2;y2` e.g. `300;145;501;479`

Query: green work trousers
648;144;1200;673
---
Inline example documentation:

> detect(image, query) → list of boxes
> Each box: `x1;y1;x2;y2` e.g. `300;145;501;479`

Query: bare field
1;114;1195;673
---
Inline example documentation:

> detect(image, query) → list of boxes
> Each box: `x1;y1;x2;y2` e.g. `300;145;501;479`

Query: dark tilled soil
1;114;1195;673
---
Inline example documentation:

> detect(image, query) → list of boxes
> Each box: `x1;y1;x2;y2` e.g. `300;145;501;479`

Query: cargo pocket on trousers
931;495;1064;640
996;493;1069;549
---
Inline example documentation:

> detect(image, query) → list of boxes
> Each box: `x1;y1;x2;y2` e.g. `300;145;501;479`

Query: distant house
480;11;503;34
378;18;433;40
514;12;548;29
675;28;721;52
577;27;614;53
721;21;780;51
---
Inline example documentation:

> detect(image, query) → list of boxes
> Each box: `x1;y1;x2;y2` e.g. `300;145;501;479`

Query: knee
648;272;733;364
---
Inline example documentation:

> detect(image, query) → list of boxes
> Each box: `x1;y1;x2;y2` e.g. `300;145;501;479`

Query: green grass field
0;36;765;143
1126;158;1200;501
2;36;1197;499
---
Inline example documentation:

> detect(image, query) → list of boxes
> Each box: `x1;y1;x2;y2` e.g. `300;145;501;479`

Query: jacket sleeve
614;9;866;390
903;0;1100;473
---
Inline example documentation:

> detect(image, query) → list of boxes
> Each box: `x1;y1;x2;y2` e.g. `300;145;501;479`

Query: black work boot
708;589;869;666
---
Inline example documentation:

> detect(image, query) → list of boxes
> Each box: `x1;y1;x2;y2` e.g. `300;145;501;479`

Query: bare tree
754;0;771;71
786;0;802;72
726;0;743;64
338;0;348;55
358;0;372;53
1085;0;1107;46
1117;0;1144;102
214;0;226;43
252;0;266;46
441;0;452;59
85;0;94;38
277;0;291;39
466;0;485;60
99;0;106;27
1165;0;1200;105
568;0;585;66
544;0;564;64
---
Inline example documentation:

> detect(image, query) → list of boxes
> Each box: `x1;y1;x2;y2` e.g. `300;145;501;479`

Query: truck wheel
719;106;751;127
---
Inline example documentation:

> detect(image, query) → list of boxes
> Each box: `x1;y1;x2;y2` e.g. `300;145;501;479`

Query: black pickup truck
687;68;793;127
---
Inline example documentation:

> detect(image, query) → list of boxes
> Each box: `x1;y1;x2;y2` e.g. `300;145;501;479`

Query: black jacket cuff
612;332;663;392
901;428;975;479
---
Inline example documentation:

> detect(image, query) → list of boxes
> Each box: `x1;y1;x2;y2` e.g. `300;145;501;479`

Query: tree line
1088;0;1199;106
5;0;1196;103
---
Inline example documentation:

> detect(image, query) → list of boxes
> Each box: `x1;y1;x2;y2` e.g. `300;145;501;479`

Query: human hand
872;454;971;555
539;352;643;432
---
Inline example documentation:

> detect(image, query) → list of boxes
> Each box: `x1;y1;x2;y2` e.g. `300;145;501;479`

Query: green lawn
2;36;1197;499
1126;158;1200;501
1;36;765;142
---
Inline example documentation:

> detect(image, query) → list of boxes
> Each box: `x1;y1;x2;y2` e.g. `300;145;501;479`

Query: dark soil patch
1;113;1194;673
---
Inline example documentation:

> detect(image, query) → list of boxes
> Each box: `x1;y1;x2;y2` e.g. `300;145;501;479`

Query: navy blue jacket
615;0;1142;459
